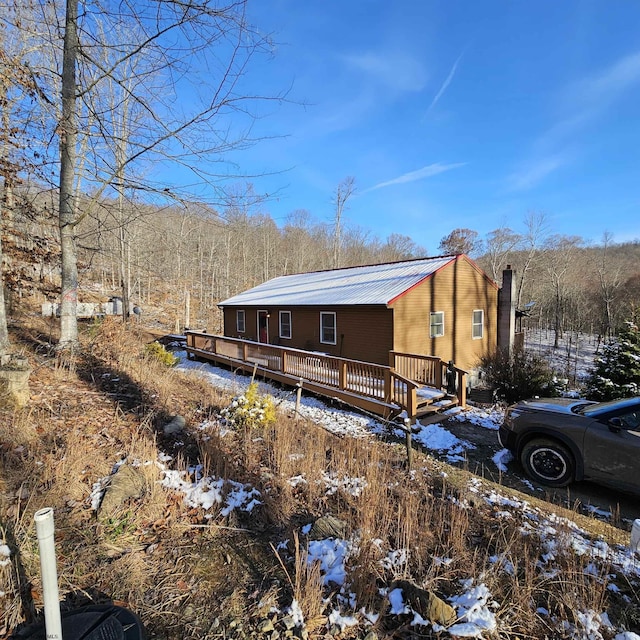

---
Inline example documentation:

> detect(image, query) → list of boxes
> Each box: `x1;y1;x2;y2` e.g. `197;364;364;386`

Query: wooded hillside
1;1;638;348
3;185;640;342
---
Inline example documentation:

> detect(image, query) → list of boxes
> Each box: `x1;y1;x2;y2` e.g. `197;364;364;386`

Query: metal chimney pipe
34;508;63;640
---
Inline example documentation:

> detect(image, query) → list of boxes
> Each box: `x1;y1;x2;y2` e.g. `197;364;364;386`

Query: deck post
282;350;288;373
407;386;417;423
339;361;347;390
383;369;392;403
457;371;467;407
388;351;396;369
242;342;248;361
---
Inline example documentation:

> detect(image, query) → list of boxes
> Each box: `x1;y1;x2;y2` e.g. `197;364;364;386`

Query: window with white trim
472;309;484;339
236;310;245;333
320;312;337;345
279;311;292;339
430;311;445;338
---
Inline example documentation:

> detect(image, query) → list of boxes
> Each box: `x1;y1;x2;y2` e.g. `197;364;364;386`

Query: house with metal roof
217;254;501;373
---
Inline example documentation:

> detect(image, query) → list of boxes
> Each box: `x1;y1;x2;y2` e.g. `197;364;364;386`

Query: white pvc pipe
34;508;63;640
632;519;640;553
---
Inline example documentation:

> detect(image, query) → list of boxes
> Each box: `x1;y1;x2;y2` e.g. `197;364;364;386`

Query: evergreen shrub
585;320;640;400
478;347;559;405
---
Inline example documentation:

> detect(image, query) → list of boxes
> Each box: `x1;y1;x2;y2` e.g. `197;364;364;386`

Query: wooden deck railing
184;332;465;420
390;351;467;408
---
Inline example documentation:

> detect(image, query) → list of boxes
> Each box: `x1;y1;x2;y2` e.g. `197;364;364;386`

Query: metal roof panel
218;256;457;307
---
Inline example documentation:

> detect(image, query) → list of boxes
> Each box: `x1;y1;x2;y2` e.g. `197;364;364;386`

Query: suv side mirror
608;417;624;432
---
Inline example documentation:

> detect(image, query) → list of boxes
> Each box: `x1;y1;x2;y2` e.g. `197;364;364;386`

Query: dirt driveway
436;416;640;528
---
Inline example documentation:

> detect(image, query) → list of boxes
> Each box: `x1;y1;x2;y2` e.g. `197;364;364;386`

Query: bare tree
545;234;583;348
0;7;55;355
57;0;80;348
379;233;426;262
438;228;482;256
281;209;319;274
332;177;356;268
482;226;521;283
594;231;623;341
514;211;549;309
9;0;282;348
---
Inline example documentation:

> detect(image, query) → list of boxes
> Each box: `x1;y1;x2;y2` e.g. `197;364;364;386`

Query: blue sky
203;1;640;251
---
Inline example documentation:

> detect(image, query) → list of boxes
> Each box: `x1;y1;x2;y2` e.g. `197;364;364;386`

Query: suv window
619;410;640;430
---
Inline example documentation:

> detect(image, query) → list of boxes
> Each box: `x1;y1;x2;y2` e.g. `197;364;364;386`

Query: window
430;311;445;338
619;410;640;430
320;312;337;345
279;311;292;339
236;310;245;333
472;310;484;339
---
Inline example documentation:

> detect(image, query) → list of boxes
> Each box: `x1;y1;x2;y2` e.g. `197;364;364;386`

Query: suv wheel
521;438;575;487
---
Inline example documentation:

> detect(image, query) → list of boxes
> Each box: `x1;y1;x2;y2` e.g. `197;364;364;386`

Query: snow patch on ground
167;352;640;639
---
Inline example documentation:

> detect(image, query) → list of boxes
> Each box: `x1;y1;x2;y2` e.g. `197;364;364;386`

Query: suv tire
521;438;575;487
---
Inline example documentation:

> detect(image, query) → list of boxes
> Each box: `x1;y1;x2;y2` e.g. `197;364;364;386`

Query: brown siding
222;255;497;372
223;305;394;365
390;256;498;371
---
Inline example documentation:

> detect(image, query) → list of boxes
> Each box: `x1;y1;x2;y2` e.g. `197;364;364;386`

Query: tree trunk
0;236;9;357
58;0;79;349
0;57;11;356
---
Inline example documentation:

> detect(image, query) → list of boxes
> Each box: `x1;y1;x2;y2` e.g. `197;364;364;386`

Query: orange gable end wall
389;257;498;371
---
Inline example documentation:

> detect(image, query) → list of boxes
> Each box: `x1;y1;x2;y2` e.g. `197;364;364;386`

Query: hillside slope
0;317;638;639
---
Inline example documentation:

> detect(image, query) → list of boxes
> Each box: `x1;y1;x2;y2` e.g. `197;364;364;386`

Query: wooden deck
184;332;467;423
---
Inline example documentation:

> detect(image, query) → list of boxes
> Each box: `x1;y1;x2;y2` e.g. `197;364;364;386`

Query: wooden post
339;361;347;390
404;418;412;471
383;368;392;404
458;371;467;407
281;350;287;374
407;385;417;423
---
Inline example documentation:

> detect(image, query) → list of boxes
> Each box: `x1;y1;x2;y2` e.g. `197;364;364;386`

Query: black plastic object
12;604;146;640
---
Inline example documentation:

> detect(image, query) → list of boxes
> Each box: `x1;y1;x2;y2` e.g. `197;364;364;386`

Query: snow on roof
218;256;458;307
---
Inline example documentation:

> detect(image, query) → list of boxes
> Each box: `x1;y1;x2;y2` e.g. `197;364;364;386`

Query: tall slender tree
331;176;355;269
594;231;623;340
58;0;80;348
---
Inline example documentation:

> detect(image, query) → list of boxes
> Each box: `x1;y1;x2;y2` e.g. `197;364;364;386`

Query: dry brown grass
0;316;637;639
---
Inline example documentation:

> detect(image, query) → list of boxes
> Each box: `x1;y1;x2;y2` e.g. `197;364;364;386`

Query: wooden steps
415;385;458;419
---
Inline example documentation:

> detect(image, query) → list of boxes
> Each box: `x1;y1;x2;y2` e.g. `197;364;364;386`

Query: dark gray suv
498;396;640;493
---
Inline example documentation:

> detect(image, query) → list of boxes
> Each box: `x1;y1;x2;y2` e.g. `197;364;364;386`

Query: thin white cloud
342;50;428;92
507;155;567;192
508;50;640;192
364;162;466;193
538;50;640;149
571;50;640;107
426;51;464;114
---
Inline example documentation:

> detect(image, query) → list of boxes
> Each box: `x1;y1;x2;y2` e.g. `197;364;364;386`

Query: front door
258;310;269;343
